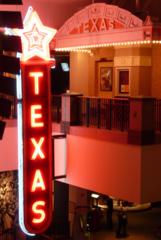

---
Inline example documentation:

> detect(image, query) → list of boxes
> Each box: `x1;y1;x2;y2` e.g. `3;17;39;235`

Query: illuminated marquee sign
21;63;52;234
17;7;56;235
70;18;115;34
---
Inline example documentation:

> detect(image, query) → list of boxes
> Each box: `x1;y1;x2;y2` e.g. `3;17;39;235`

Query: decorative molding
53;3;146;50
52;3;161;51
58;3;143;37
114;56;151;67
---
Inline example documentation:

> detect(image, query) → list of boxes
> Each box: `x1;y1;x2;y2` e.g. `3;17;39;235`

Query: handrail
51;95;161;133
155;99;161;132
78;96;130;131
51;94;62;123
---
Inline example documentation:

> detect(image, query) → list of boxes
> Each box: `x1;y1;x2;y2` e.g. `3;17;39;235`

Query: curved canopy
52;3;161;50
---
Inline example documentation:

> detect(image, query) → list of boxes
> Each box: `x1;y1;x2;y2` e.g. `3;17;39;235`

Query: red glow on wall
21;62;52;234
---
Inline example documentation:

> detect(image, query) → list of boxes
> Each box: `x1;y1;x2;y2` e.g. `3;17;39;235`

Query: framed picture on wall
100;67;112;91
118;69;129;94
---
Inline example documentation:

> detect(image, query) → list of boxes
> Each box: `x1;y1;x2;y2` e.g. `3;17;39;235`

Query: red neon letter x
31;137;45;160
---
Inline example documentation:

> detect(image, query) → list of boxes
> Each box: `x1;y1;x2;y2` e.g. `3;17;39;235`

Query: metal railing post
86;97;90;127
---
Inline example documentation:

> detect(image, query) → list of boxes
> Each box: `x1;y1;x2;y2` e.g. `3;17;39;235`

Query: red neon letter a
31;169;46;192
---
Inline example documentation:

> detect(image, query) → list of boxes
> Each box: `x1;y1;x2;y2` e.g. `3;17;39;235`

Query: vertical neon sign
18;7;56;235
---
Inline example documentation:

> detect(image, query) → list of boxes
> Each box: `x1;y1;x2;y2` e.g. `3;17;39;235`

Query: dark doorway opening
51;53;70;95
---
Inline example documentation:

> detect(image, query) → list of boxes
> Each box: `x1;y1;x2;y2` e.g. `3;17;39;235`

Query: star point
21;7;57;61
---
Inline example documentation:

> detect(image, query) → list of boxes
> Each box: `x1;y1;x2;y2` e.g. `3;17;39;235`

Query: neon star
21;6;57;61
24;24;47;50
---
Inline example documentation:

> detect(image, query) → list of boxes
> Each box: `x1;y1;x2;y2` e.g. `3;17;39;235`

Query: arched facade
53;3;153;50
52;3;161;98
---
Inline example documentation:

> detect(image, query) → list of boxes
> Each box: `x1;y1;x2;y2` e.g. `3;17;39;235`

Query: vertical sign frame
17;6;56;235
20;60;53;234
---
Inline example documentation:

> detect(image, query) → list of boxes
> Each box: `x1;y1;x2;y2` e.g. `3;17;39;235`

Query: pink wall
64;133;161;203
1;0;92;29
0;120;18;172
1;120;161;203
21;0;92;29
66;134;142;203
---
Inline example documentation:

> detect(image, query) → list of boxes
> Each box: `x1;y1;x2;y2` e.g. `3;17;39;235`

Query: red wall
141;145;161;202
1;1;92;29
65;134;142;203
1;120;161;203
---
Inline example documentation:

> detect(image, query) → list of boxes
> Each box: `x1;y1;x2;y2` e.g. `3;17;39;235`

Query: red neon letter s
32;201;46;224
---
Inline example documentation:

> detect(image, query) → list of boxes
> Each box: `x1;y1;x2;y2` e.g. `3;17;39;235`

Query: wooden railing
31;95;161;133
52;95;130;132
51;95;61;123
5;95;161;134
155;99;161;132
78;97;129;131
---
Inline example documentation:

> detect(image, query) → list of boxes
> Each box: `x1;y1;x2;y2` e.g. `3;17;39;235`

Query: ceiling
22;0;92;29
21;0;161;29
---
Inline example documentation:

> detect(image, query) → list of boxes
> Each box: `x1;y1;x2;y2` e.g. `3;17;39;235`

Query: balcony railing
3;94;161;135
39;95;161;134
51;95;61;123
155;99;161;132
79;97;129;131
52;95;129;132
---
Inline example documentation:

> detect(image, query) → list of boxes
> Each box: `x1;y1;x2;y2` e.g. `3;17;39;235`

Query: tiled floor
89;207;161;240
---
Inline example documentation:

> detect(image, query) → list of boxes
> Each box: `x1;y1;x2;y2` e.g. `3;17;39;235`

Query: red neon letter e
31;105;44;128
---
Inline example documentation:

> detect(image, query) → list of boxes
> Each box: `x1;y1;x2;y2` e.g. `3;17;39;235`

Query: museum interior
1;0;161;239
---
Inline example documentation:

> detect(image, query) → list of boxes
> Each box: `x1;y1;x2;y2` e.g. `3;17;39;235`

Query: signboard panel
17;7;56;235
21;62;52;234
